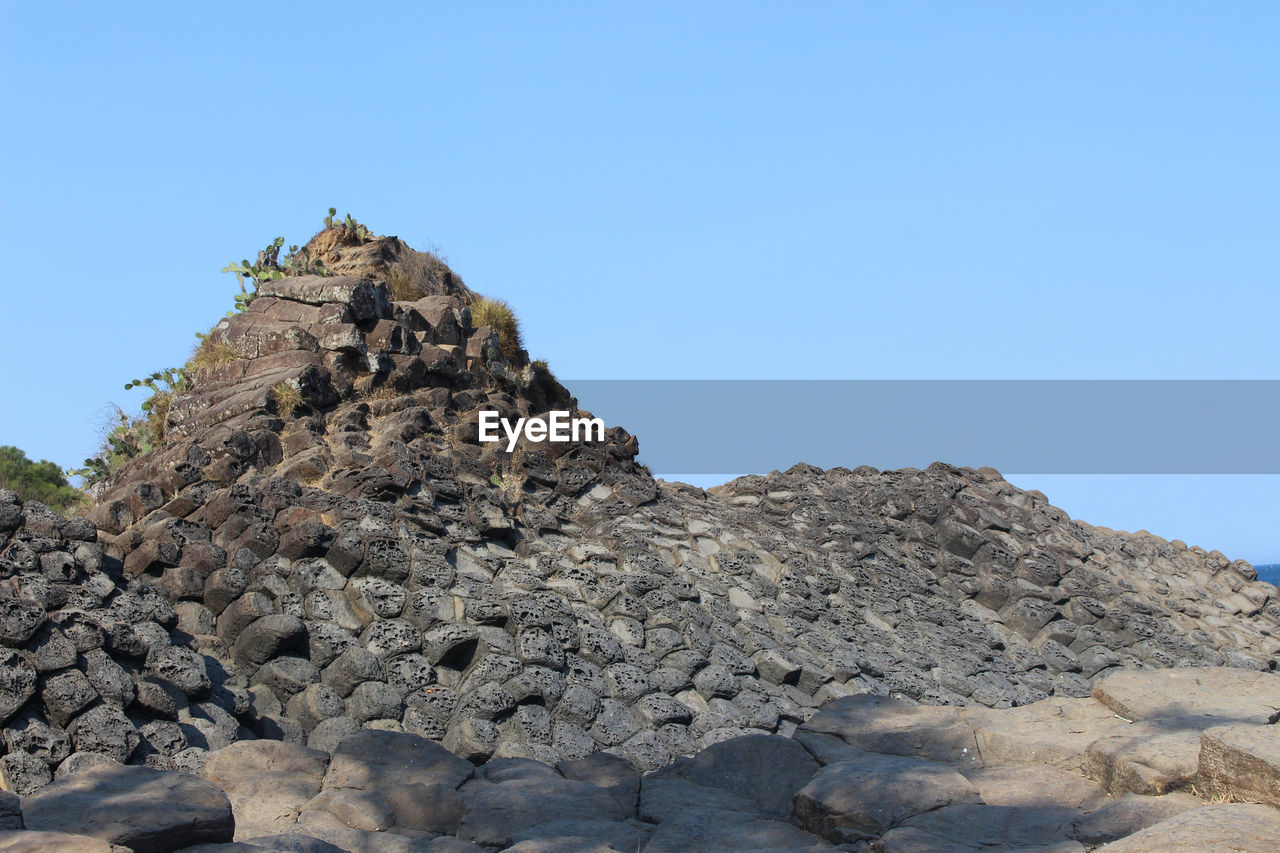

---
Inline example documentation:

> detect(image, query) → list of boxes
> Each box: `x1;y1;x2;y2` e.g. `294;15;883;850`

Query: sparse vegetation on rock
468;296;524;361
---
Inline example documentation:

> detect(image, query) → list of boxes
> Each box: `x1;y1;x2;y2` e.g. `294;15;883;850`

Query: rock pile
10;226;1265;787
1;223;1277;849
0;491;257;796
3;668;1277;851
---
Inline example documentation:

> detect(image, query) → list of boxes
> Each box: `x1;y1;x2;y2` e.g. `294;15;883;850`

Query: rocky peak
3;224;1274;808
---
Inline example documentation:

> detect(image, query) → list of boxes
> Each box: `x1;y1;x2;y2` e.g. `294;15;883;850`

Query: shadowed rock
20;764;233;852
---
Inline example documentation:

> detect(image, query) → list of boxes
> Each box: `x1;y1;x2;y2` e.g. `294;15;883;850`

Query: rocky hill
1;222;1277;850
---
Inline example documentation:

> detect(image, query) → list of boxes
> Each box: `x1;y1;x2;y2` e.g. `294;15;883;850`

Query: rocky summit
1;223;1277;851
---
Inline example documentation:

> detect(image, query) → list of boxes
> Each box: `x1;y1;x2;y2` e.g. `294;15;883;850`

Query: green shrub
0;446;85;511
69;409;156;489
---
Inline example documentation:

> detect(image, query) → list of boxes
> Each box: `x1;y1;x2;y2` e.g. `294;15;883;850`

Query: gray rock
0;831;130;852
323;729;474;792
322;645;385;697
0;649;38;724
0;598;47;646
456;758;633;847
1088;803;1280;852
68;704;140;764
793;752;982;843
652;734;818;819
22;764;233;853
0;750;52;795
233;614;306;667
0;788;21;829
1197;723;1280;808
307;716;359;753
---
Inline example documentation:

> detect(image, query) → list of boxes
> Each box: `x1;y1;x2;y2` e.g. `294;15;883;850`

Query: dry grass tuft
1190;784;1257;805
361;385;402;402
188;338;244;380
147;392;173;444
387;268;421;302
469;296;524;361
272;382;303;418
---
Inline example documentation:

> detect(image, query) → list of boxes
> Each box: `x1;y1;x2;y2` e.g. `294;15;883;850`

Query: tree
0;445;84;512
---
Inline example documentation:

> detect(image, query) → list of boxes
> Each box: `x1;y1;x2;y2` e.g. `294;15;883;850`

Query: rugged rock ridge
2;233;1276;803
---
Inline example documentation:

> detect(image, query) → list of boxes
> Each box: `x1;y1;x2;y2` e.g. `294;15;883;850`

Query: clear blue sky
1;3;1276;562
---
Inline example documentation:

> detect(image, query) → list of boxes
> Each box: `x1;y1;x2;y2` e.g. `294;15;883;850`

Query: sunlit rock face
4;229;1275;804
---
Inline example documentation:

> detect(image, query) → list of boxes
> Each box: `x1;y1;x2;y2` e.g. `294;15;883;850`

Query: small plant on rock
469;296;524;361
187;337;244;381
124;368;189;445
70;409;155;489
271;382;303;418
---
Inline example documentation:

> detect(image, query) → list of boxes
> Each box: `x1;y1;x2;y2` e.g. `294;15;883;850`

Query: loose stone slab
1092;668;1280;725
1198;723;1280;807
1084;722;1203;796
201;740;330;839
799;694;979;763
21;764;233;853
0;831;130;853
962;696;1127;772
793;752;982;843
1091;803;1280;852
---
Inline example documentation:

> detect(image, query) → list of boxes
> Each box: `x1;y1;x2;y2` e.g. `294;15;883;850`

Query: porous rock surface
2;226;1278;850
4;676;1277;851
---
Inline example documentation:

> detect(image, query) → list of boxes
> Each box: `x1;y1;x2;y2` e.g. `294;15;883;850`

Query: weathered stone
233;614;306;667
22;764;234;852
323;729;474;792
962;696;1126;772
1197;723;1280;807
793;752;982;843
456;758;633;848
1084;722;1202;796
1071;792;1203;846
1092;667;1280;725
1089;803;1280;852
68;705;140;764
653;733;817;819
0;831;129;853
201;740;329;839
881;801;1083;852
800;694;978;763
0;649;37;727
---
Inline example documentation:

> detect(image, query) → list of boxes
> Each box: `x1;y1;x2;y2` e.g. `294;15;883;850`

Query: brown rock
1092;668;1280;725
1071;792;1203;846
1084;722;1203;796
800;694;979;763
322;729;474;793
200;740;330;839
1198;723;1280;807
793;752;982;843
962;696;1126;773
0;831;129;853
1091;803;1280;852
